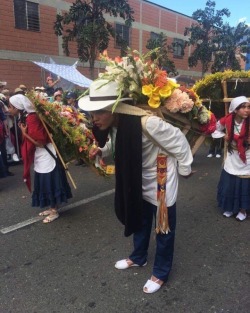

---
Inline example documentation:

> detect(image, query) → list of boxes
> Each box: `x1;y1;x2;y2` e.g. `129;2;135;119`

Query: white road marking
0;189;115;235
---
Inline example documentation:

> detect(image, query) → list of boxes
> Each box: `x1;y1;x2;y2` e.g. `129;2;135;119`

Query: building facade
0;0;202;90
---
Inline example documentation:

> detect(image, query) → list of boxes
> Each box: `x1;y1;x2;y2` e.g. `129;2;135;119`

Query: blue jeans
129;200;176;282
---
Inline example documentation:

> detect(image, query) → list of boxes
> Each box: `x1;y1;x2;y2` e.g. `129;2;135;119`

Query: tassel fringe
156;154;170;234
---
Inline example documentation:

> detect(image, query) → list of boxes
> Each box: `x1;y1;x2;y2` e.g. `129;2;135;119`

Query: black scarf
114;114;143;237
92;125;110;148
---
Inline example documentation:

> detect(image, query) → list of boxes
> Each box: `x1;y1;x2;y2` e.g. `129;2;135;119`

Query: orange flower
115;56;122;63
154;69;167;88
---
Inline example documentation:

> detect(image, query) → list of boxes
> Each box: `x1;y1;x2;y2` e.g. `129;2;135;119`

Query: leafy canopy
184;0;230;76
211;22;250;72
54;0;134;79
146;32;178;76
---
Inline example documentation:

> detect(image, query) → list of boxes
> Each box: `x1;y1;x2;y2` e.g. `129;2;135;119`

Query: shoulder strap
44;145;57;162
141;115;168;156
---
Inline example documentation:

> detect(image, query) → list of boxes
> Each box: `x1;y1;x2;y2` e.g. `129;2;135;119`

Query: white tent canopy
32;61;92;88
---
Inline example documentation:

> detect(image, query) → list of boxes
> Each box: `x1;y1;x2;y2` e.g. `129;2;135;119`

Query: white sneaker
236;211;247;221
12;153;19;162
223;211;233;218
207;153;213;158
216;154;221;158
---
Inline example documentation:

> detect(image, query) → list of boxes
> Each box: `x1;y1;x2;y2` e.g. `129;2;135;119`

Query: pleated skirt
217;169;250;213
32;162;72;208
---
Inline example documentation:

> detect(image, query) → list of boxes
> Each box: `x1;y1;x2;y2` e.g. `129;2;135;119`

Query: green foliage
211;22;250;72
184;0;230;76
54;0;134;79
146;32;178;76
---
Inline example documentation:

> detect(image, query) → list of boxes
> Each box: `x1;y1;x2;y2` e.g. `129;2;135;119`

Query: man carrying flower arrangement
79;50;194;294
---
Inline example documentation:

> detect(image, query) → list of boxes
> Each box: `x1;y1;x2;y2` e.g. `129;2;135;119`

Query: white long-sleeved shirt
100;115;193;206
217;120;250;175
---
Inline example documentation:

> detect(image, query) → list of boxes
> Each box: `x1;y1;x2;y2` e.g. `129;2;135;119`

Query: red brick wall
0;1;59;55
0;60;42;91
0;0;203;87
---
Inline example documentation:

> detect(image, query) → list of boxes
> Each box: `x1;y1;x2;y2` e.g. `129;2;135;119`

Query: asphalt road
0;147;249;313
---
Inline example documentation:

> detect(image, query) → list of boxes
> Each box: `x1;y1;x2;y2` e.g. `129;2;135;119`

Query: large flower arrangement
193;70;250;100
98;49;216;136
99;48;179;109
27;92;102;171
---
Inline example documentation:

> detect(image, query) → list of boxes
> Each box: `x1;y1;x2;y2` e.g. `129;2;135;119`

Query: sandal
43;212;59;223
143;277;163;294
39;209;54;216
115;259;147;270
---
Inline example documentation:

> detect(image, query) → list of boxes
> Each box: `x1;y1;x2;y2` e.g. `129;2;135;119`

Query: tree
211;22;250;72
54;0;134;79
184;0;230;76
146;32;178;76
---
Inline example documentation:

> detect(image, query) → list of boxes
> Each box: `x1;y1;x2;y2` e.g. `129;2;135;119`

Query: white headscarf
9;94;35;113
229;96;249;113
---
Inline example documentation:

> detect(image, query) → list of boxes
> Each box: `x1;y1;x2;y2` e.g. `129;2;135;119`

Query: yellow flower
159;80;179;98
148;93;161;108
142;84;154;96
159;85;172;98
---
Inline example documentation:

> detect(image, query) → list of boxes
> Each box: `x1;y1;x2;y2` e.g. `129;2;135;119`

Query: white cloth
99;130;116;158
9;94;35;113
142;116;192;206
101;115;193;206
217;120;250;175
34;143;56;173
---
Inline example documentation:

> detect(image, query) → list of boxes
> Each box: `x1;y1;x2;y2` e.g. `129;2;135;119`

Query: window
14;0;40;31
173;38;184;58
115;23;130;48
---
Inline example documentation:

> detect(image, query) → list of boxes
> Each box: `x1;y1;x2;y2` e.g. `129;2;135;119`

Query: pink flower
164;89;194;113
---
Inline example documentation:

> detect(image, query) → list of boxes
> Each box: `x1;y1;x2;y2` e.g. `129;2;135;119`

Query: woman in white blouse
216;96;250;222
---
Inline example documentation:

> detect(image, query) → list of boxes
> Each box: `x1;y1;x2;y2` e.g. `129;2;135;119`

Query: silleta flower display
28;92;100;169
98;48;216;135
99;48;179;109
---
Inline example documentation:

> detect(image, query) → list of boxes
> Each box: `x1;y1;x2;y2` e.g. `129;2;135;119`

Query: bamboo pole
221;80;229;161
39;114;77;189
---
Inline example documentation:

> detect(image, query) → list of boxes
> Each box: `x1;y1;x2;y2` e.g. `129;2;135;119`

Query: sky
149;0;250;26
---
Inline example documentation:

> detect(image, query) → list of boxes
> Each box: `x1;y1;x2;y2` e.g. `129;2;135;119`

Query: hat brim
78;95;132;111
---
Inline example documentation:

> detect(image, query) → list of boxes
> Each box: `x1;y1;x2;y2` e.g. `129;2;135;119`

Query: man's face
91;110;115;130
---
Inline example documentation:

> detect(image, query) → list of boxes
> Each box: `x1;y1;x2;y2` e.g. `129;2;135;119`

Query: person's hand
36;141;44;148
180;170;197;179
89;146;102;160
19;122;27;134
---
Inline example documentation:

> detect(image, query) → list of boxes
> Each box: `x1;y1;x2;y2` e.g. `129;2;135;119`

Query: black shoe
7;171;14;176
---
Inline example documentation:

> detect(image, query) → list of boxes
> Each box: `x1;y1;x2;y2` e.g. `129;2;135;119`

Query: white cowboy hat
78;79;131;111
229;96;249;113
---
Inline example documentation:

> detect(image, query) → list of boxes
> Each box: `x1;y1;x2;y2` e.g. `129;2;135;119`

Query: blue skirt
217;169;250;213
32;162;72;208
0;154;7;178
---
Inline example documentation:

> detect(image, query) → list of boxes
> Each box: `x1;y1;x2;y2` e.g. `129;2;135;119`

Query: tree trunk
89;58;95;80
